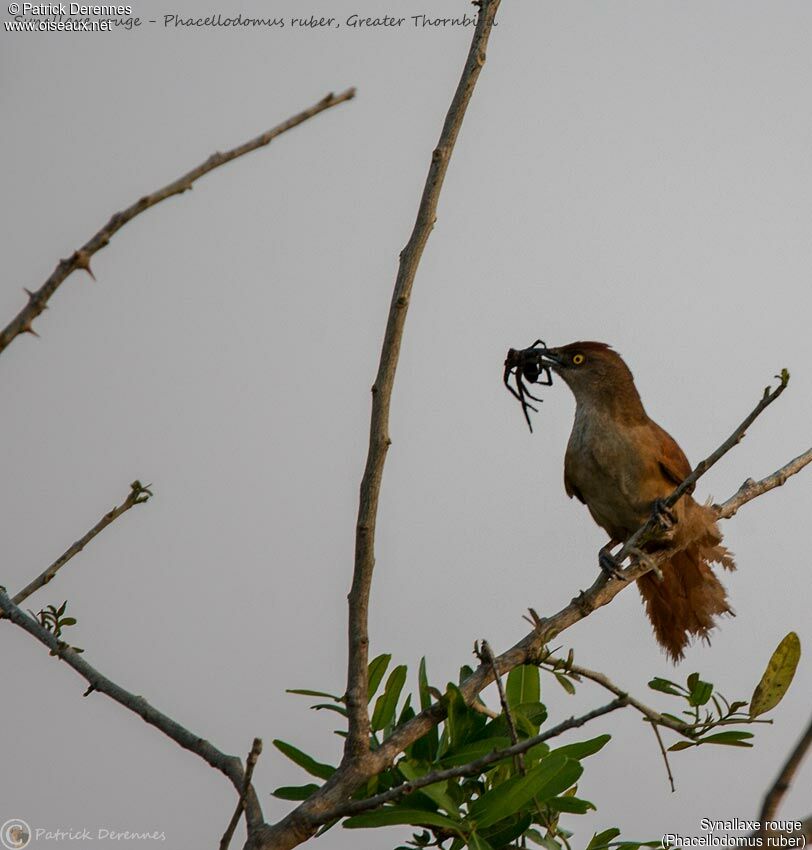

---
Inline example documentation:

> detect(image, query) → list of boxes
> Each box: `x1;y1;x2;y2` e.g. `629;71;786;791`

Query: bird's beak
537;348;563;369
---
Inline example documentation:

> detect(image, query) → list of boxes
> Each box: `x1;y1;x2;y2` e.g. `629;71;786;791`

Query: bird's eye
572;353;585;365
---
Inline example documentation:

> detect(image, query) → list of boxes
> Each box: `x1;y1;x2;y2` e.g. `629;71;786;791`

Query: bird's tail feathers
638;502;735;662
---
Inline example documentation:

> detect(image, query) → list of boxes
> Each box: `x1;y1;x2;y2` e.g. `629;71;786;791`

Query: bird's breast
565;407;669;538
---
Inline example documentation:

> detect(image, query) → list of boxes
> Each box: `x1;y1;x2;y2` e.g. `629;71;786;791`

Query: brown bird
539;341;735;661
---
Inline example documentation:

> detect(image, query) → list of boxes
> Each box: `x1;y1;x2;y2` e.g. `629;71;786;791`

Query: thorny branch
2;480;152;618
0;589;265;829
0;88;355;356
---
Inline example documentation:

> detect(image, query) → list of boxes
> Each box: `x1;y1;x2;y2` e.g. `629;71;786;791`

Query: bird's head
540;341;645;417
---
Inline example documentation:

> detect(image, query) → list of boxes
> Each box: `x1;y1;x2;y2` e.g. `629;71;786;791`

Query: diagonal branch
759;712;812;827
331;698;629;820
0;590;264;829
2;480;152;616
344;0;501;761
0;88;355;355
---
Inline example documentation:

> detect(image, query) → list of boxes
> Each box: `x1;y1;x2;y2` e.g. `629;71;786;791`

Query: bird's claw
598;546;628;581
651;498;677;532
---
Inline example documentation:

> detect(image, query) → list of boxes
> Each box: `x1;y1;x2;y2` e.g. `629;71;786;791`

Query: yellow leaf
749;632;801;718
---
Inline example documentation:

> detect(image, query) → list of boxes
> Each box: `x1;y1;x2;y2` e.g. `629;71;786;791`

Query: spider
503;339;554;432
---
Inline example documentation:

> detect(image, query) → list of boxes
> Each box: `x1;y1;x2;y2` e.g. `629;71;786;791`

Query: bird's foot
628;546;663;581
598;545;628;581
651;498;677;533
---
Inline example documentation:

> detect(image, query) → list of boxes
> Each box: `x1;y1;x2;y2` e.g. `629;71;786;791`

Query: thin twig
343;0;500;762
610;370;791;568
331;697;629;820
540;658;691;735
2;481;152;617
478;640;525;773
0;590;264;829
0;88;355;355
759;713;812;828
220;738;263;850
648;720;676;793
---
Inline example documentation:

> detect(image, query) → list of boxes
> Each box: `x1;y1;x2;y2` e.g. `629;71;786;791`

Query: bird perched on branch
539;341;735;661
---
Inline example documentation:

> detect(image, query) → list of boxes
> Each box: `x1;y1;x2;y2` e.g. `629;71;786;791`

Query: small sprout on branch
31;600;83;655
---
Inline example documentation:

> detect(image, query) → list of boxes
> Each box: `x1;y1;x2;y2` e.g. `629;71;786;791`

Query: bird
538;341;735;661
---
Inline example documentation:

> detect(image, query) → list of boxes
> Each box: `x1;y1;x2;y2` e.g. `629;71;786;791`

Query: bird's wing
652;421;695;493
564;466;586;503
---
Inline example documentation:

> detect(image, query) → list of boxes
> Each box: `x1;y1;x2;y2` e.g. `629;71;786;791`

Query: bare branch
0;590;264;829
478;639;525;773
759;712;812;827
332;698;629;820
221;738;264;850
343;0;500;761
609;370;791;568
0;88;355;355
649;721;676;794
718;447;812;519
540;658;690;736
2;481;152;616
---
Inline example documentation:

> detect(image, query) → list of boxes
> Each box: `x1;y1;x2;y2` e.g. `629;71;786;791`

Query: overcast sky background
2;1;811;848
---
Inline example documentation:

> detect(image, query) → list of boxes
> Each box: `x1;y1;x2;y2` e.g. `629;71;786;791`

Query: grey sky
2;1;811;848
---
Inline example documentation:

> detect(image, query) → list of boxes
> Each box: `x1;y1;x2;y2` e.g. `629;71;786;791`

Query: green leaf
467;833;495;850
469;754;582;829
512;702;548;737
667;741;696;752
286;688;342;700
549;795;596;814
272;740;335;780
648;677;684;696
60;617;77;626
548;734;611;761
343;808;462;832
686;674;713;707
367;653;392;702
480;813;532;848
272;783;319;800
555;673;576;695
396;760;459;816
441;737;511;767
418;657;432;711
506;665;540;708
371;665;407;731
445;683;487;750
310;703;348;717
586;828;621;850
750;632;801;718
698;731;754;748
